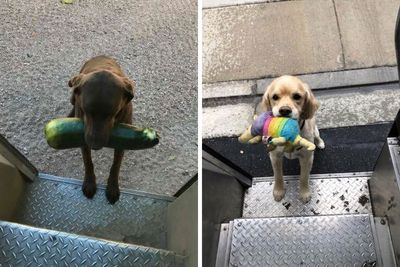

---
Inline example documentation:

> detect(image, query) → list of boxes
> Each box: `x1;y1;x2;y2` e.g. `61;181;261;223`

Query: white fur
264;76;324;203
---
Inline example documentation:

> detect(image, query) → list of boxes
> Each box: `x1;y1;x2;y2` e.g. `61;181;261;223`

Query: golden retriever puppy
262;75;324;203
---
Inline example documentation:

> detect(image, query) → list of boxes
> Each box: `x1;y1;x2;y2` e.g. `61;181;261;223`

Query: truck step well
216;170;397;266
14;174;173;250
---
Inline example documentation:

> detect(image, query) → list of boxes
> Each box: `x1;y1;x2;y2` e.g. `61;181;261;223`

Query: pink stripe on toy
263;116;273;136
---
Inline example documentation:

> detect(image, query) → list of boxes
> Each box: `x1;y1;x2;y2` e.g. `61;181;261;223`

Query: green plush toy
238;111;315;152
45;118;159;150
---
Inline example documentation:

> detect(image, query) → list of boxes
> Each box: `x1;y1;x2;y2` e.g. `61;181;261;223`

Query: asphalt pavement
0;0;197;196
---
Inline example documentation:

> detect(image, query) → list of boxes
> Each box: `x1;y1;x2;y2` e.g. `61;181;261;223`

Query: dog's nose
279;106;292;117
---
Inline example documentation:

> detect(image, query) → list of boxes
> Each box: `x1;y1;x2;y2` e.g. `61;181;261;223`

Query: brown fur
68;55;135;204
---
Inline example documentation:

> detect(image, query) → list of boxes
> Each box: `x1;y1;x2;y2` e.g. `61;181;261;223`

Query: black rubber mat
203;122;392;177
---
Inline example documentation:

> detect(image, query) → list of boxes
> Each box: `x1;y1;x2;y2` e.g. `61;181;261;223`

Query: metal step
13;174;173;249
224;215;377;267
0;220;185;267
244;173;371;218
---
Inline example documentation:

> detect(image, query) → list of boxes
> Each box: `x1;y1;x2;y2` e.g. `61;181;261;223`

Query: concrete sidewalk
203;0;398;83
202;0;400;139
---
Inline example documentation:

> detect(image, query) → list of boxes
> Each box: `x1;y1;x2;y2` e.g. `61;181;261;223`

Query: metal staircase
0;174;186;266
0;221;184;267
215;172;387;266
210;132;400;267
0;136;189;266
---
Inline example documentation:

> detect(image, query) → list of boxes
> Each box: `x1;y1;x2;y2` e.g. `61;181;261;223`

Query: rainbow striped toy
238;111;316;151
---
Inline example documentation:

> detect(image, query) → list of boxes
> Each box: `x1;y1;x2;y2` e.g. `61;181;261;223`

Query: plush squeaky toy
238;111;315;151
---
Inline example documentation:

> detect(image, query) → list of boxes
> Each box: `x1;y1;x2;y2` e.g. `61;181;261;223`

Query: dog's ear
300;82;320;120
262;84;273;111
68;74;85;88
123;79;135;102
68;74;84;105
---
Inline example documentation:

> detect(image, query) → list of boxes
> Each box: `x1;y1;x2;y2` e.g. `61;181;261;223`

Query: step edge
234;213;370;222
371;216;398;267
252;171;373;183
215;223;230;267
0;219;184;258
39;173;175;202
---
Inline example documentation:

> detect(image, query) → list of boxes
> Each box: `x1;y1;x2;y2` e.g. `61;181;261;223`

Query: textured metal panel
15;174;171;249
369;138;400;265
243;177;371;217
229;215;376;267
252;171;373;183
0;221;185;267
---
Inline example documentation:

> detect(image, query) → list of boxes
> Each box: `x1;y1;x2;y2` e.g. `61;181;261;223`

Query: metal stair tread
244;173;371;218
14;173;172;249
0;220;185;267
228;214;377;267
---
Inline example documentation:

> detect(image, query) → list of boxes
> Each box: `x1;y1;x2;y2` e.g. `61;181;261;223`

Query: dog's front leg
106;149;124;204
314;125;325;149
299;152;313;203
81;145;97;198
270;152;285;201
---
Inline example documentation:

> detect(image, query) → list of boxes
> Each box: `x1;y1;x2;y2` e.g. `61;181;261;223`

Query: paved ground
203;0;285;9
203;0;399;83
202;0;400;139
0;0;197;196
203;84;400;138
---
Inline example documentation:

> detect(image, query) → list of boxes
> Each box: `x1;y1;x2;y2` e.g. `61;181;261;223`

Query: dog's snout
84;130;109;150
279;106;292;117
85;136;106;150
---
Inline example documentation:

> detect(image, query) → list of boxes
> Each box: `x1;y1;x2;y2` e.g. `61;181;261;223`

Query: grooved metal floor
229;215;376;267
243;177;371;217
0;221;185;267
14;174;173;249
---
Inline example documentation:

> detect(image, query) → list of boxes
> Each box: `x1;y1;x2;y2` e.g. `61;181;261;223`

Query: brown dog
68;56;135;204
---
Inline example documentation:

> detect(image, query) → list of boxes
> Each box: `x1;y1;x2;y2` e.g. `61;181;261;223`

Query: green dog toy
45;118;159;150
238;111;315;152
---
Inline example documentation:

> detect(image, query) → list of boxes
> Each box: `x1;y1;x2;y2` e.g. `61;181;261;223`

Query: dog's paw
82;180;97;199
106;183;120;204
300;189;312;203
315;138;325;150
273;187;286;202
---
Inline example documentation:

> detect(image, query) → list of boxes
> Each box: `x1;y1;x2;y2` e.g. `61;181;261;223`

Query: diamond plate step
228;215;377;267
0;221;185;267
244;174;371;218
13;174;173;249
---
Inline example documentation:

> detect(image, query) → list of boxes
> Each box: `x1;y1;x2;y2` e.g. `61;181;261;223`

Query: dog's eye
293;93;301;100
272;94;279;101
